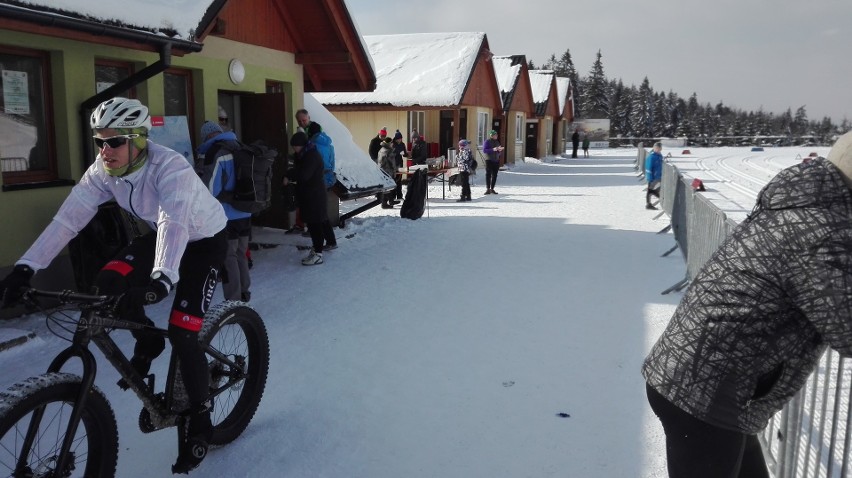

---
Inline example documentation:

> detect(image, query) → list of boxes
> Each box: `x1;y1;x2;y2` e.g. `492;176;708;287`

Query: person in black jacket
285;132;336;265
369;127;387;162
642;131;852;478
410;131;428;165
391;130;407;200
571;128;580;158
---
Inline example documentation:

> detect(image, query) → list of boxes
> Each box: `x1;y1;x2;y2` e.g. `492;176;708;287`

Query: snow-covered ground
0;146;820;477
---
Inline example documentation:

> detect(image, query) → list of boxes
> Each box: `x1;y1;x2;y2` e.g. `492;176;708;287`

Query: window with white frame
477;111;489;148
408;110;425;140
515;113;524;143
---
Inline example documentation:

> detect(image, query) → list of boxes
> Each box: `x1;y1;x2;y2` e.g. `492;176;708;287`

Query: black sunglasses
93;134;139;149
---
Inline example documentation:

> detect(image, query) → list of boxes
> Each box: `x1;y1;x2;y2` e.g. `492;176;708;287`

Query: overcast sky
348;0;852;123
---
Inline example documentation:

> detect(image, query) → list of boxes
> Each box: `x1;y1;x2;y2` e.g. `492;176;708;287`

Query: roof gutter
0;3;202;53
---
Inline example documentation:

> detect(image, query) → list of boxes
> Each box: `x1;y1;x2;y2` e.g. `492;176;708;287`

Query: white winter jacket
18;141;227;284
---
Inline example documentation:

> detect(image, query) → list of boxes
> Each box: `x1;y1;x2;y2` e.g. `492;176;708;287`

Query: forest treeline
534;50;850;146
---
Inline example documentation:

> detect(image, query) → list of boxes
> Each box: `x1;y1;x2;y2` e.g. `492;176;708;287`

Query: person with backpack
196;120;252;302
285;131;336;265
455;139;474;202
0;97;226;473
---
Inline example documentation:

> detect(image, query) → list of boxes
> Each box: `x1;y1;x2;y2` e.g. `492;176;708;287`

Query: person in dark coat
369;127;388;162
642;130;852;478
482;129;504;194
391;130;407;200
285;131;336;265
410;132;428;165
571;128;580;158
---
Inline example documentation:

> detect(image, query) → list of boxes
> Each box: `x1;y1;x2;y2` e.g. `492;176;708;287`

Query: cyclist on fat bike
0;97;227;474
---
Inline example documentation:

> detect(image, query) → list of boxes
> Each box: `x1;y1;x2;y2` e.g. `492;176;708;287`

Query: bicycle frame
15;289;251;476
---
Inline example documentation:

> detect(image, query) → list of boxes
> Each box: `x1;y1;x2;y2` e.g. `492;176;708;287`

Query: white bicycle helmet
90;97;152;131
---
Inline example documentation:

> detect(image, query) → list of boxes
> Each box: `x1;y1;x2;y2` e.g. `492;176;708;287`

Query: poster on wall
570;119;610;148
148;116;194;165
2;70;30;114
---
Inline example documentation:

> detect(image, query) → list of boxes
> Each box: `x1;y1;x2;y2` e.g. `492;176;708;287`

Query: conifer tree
583;50;609;118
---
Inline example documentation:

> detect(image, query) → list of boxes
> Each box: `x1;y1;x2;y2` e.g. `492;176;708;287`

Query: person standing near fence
641;130;852;478
645;142;663;210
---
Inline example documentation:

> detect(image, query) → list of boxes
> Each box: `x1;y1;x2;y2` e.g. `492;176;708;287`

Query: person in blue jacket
645;142;663;209
196;120;252;302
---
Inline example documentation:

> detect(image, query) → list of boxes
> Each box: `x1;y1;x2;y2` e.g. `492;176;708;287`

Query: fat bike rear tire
199;301;269;446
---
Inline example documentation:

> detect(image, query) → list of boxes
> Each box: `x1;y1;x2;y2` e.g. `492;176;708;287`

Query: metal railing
655;151;852;477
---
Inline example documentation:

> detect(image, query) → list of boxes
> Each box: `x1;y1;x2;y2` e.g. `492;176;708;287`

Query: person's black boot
172;400;213;474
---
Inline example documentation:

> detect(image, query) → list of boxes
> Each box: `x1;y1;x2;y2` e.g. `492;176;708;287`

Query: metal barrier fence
657;155;852;477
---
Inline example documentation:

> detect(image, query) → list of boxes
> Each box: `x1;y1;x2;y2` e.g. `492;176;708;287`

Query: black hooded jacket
643;158;852;433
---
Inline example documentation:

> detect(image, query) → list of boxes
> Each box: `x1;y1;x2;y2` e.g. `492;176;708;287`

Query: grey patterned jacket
643;158;852;434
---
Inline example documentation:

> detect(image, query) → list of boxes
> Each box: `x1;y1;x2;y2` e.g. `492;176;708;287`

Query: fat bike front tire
200;301;270;446
0;372;119;478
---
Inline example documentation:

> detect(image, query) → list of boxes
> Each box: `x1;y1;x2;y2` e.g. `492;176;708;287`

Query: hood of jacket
197;131;238;154
756;158;852;216
310;131;332;148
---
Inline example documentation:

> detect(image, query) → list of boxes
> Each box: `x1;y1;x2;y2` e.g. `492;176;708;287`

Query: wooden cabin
492;55;536;164
313;32;503;160
527;70;561;159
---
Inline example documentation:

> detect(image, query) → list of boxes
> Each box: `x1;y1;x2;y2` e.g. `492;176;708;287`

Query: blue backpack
311;131;336;188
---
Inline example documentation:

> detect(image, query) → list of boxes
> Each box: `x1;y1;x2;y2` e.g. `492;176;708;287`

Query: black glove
116;274;172;318
0;265;34;308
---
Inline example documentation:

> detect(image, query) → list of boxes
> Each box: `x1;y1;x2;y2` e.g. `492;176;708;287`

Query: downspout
79;42;173;172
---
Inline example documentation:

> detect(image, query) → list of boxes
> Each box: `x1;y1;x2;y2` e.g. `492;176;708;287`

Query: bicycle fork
16;343;99;476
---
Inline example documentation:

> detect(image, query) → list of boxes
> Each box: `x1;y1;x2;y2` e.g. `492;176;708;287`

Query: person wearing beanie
285;131;336;265
196;119;252;303
200;120;224;141
0;97;227;473
642;130;852;478
410;130;428;166
217;105;229;130
455;139;474;202
482;129;504;194
369;127;388;161
390;130;408;200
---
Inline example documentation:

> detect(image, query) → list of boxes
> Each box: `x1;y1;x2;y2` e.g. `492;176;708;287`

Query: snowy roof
556;77;571;116
313;32;486;107
304;94;395;195
492;56;521;110
529;70;555;104
2;0;215;41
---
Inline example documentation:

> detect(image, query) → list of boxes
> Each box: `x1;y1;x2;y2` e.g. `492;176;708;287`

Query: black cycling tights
646;384;770;478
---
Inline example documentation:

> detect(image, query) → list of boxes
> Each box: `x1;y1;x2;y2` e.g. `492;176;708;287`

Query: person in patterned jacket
642;130;852;478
